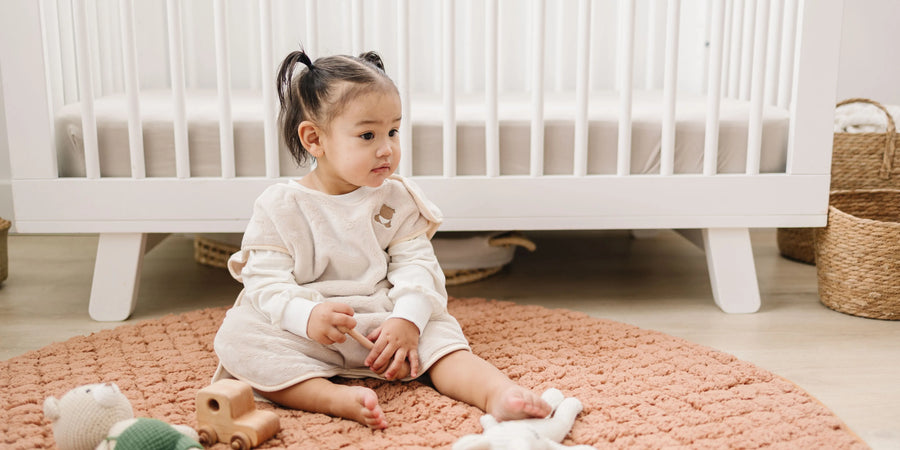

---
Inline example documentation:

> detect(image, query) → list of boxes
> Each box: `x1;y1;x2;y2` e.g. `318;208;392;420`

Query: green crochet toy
43;382;202;450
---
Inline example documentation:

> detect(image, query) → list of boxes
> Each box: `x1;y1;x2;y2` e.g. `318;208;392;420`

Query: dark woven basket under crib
193;233;536;286
814;189;900;320
778;98;900;264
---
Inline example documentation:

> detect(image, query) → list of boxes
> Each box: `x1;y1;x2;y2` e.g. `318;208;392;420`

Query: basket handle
488;231;537;252
836;98;897;179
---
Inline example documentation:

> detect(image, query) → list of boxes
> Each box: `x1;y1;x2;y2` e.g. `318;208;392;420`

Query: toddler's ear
298;121;323;157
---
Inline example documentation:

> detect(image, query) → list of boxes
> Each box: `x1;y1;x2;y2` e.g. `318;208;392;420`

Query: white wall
0;66;14;229
836;0;900;105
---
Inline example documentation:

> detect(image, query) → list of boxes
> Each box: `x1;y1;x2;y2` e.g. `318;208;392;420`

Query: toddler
213;49;551;429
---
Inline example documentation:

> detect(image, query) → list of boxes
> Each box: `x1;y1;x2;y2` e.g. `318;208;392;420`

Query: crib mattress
54;90;789;178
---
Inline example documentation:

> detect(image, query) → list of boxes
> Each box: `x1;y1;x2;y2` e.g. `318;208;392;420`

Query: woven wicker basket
194;236;239;270
778;98;900;264
0;218;9;282
815;189;900;320
193;232;536;286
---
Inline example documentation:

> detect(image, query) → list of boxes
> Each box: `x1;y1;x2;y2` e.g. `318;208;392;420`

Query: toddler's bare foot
487;385;552;421
341;386;388;429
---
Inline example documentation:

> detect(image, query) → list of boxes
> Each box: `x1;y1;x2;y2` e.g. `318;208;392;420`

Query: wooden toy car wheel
230;432;251;450
197;425;217;446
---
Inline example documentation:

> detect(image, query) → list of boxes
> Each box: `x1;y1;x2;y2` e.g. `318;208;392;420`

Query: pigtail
275;48;317;166
276;49;314;107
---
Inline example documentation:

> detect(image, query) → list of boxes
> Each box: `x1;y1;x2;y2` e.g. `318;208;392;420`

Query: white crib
0;0;843;321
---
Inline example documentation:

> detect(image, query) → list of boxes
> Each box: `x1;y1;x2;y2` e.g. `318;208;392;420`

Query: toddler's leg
259;378;388;429
428;350;552;421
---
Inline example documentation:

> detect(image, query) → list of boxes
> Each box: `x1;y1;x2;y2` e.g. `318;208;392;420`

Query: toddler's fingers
330;302;355;316
385;348;407;379
366;326;383;342
328;328;347;344
408;349;420;378
374;345;397;372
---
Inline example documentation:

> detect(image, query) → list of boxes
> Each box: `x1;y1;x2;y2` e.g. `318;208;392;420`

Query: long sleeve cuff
389;293;434;335
280;298;318;340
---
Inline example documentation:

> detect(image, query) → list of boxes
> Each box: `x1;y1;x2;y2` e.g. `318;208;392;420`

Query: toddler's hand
366;318;420;380
307;302;356;346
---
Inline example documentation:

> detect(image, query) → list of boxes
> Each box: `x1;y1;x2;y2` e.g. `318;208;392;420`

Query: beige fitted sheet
55;90;789;178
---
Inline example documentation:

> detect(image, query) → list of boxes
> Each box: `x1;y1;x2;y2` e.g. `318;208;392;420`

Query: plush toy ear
43;397;60;422
92;383;124;408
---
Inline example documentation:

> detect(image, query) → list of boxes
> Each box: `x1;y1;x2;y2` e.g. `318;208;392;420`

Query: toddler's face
316;89;402;194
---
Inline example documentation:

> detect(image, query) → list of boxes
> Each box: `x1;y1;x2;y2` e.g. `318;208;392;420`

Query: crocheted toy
43;382;202;450
453;388;596;450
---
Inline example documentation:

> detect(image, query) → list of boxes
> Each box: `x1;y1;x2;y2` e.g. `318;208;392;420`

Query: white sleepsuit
213;175;470;391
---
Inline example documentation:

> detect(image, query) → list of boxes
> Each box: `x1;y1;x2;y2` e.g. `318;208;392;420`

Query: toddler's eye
361;132;375;140
389;129;399;137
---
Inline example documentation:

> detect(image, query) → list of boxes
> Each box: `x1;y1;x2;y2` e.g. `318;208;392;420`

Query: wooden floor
1;230;896;449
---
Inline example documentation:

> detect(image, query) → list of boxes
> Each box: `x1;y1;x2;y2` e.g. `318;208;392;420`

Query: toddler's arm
240;249;336;341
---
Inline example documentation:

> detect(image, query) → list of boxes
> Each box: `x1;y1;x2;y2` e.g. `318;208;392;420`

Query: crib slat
85;0;102;96
166;0;190;178
259;0;279;178
442;0;457;177
40;0;64;114
352;0;363;55
718;0;732;98
727;0;742;99
119;0;145;179
247;1;261;91
615;0;635;177
704;0;726;176
73;0;100;179
573;0;591;176
462;0;476;93
777;0;798;109
553;2;565;92
661;0;681;176
182;2;198;88
398;0;412;177
56;0;79;104
485;0;499;177
746;0;770;175
530;0;546;177
97;1;118;95
306;0;318;57
645;0;660;90
764;0;783;106
739;0;756;101
213;0;236;178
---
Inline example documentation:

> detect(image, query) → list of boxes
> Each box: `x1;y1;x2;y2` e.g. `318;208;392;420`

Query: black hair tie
297;51;314;72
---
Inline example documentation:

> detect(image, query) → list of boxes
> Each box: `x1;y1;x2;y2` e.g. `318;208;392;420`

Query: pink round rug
2;297;865;449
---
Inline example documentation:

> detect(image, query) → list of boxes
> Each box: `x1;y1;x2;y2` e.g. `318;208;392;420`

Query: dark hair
276;48;397;166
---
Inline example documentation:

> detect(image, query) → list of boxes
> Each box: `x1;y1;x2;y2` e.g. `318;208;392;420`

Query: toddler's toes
490;385;551;421
354;387;388;429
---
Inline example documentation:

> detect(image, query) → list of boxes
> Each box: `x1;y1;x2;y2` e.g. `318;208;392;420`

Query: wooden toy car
196;379;280;449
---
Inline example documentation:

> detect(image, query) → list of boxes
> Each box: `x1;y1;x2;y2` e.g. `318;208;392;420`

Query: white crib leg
701;228;761;314
88;233;148;321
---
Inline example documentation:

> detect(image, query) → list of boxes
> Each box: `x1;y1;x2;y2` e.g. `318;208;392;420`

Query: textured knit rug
2;297;866;449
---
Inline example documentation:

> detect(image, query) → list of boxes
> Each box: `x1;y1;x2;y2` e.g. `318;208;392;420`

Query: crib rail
1;0;844;232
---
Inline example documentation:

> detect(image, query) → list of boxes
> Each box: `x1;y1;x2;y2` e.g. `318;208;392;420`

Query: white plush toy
453;388;596;450
43;382;201;450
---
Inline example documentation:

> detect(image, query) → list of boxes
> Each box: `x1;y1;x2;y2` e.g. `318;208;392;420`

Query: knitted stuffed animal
43;382;201;450
453;388;596;450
